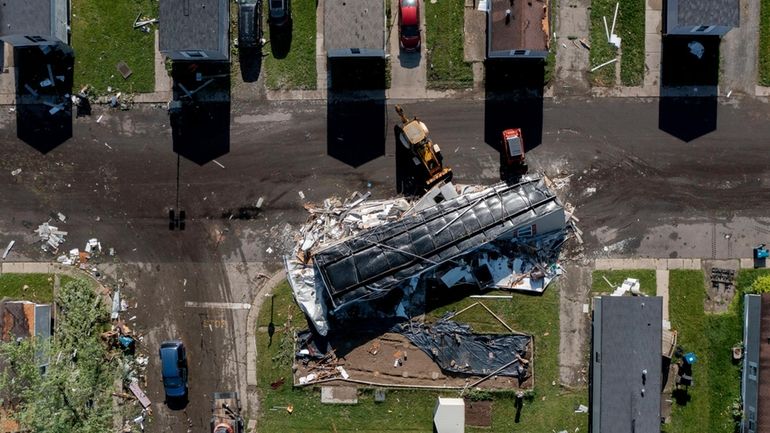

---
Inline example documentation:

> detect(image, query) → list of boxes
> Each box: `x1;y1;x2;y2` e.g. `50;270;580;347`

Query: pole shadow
326;57;387;168
658;35;720;142
169;61;231;165
483;58;544;155
12;42;74;153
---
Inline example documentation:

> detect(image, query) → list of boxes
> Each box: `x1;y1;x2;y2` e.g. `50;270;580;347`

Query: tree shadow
326;57;387;168
169;61;231;165
11;42;74;153
484;59;544;163
658;36;720;142
268;20;293;59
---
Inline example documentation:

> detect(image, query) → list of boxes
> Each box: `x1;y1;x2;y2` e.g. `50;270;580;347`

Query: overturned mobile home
286;176;566;336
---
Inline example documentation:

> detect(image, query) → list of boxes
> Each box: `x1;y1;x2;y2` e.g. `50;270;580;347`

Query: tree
0;278;121;433
749;274;770;294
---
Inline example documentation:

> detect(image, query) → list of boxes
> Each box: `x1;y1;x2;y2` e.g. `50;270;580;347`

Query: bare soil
465;400;493;427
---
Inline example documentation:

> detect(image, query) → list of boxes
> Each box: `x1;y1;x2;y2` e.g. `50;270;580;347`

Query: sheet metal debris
285;176;566;336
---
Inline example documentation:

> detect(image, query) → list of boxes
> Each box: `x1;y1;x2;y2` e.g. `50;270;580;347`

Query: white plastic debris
2;240;15;259
57;212;66;222
11;168;21;176
256;197;264;209
336;366;350;379
298;191;306;200
688;41;705;59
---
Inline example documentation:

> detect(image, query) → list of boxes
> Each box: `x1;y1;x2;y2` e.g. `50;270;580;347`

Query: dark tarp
297;318;533;379
394;319;532;378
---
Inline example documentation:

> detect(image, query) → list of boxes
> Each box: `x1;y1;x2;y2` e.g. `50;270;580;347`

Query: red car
399;0;421;52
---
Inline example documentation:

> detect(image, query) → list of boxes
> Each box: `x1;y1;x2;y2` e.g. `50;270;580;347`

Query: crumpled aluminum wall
313;177;564;311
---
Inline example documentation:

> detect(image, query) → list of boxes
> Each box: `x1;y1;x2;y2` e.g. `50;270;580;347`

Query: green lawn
0;273;56;303
759;0;770;86
263;0;317;90
256;282;586;432
664;270;747;433
424;0;473;89
71;0;158;95
588;0;645;86
591;270;657;296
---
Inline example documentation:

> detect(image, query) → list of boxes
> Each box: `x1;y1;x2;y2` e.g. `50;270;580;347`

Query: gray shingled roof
324;0;384;52
593;296;662;433
0;0;53;38
160;0;229;58
676;0;739;27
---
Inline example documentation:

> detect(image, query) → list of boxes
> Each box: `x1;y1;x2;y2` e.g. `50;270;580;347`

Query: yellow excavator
395;105;453;188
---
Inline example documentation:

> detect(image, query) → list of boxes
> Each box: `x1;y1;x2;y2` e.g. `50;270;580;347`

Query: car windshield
163;376;182;388
270;0;283;8
402;0;418;6
402;25;419;37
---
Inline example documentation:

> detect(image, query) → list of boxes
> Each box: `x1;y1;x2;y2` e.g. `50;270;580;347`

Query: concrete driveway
388;0;427;98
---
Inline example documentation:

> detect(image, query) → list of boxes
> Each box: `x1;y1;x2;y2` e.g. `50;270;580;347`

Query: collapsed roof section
313;177;564;310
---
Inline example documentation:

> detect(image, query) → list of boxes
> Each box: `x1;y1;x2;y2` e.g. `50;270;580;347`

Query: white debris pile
611;278;643;296
36;222;68;252
294;191;411;263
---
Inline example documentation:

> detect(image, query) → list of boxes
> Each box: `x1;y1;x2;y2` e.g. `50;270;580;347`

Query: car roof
401;3;418;26
160;347;180;376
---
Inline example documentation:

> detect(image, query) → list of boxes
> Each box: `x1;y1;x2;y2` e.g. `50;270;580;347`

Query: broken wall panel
313;177;564;310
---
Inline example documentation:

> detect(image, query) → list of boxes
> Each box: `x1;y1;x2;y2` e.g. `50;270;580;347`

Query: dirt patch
296;332;533;390
465;400;493;427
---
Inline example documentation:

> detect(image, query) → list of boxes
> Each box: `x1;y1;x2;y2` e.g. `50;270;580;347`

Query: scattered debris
11;168;21;176
2;240;15;259
116;61;133;79
57;212;66;222
575;404;589;413
36;222;68;252
213;160;225;169
688;41;705;59
590;58;618;72
128;382;152;409
610;278;642;296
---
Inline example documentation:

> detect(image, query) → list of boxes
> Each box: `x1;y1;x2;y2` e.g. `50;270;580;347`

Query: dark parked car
269;0;291;27
159;340;188;399
399;0;420;52
238;0;262;49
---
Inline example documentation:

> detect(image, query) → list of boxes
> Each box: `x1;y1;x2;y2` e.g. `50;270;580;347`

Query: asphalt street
1;96;770;432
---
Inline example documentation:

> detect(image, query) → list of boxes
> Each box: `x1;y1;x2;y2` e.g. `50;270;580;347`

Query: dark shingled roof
160;0;229;59
0;0;53;37
592;296;662;433
676;0;739;27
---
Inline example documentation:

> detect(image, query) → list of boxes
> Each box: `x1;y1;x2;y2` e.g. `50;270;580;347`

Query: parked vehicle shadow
326;57;387;168
483;59;544;156
238;47;263;82
12;42;74;153
398;50;421;69
166;394;189;410
269;20;293;59
658;36;720;142
169;61;231;165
